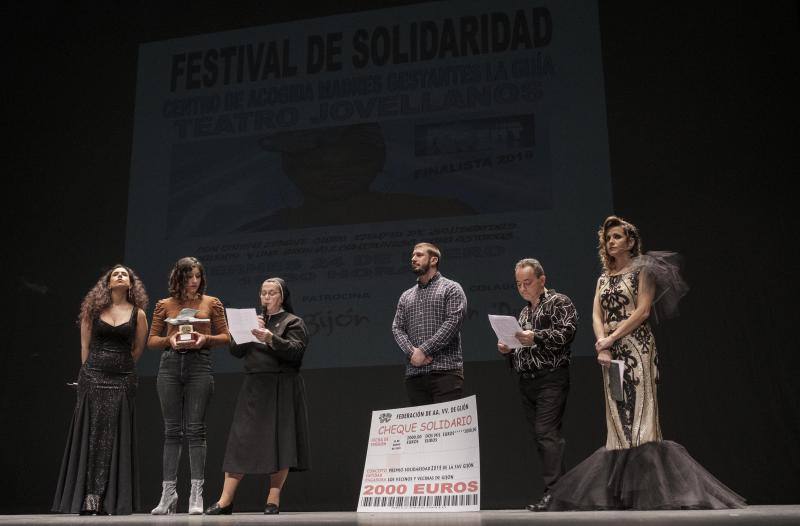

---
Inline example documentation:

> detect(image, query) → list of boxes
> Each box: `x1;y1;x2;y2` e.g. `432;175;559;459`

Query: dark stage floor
1;507;799;525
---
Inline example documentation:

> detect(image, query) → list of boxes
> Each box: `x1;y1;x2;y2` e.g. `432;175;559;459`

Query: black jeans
518;366;570;494
405;371;464;406
156;350;214;481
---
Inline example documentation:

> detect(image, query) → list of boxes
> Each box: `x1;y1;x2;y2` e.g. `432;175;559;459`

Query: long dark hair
597;215;643;272
78;264;149;324
168;256;206;299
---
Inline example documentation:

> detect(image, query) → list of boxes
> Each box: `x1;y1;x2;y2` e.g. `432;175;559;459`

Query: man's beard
412;262;429;275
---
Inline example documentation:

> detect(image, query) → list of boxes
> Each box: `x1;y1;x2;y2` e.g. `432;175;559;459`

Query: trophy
177;324;197;346
165;308;211;349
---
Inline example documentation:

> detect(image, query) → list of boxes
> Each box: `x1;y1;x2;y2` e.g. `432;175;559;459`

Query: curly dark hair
168;256;206;299
78;264;149;324
597;215;643;272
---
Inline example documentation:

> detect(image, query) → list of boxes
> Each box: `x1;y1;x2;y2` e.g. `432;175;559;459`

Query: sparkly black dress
52;308;140;515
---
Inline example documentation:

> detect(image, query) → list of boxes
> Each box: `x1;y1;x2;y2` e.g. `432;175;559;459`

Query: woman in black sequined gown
53;265;149;515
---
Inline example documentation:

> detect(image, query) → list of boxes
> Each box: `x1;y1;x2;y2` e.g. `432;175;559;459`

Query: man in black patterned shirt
392;242;467;406
497;258;577;511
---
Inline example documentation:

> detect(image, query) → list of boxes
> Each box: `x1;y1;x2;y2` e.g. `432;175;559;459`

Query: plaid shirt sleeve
391;292;414;356
418;282;467;356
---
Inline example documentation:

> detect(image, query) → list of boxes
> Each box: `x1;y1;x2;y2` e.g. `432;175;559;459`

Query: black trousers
405;372;464;406
518;366;570;494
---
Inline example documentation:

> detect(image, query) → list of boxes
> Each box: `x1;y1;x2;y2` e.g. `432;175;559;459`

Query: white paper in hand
488;314;525;349
225;308;261;344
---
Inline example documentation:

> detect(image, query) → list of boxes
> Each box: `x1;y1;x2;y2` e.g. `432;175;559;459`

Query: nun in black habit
205;277;310;516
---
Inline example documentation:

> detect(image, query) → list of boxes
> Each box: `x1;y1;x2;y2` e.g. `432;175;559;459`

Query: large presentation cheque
358;395;480;512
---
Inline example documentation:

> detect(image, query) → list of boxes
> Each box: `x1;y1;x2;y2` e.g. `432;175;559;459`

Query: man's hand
410;347;433;367
514;330;535;346
497;342;513;354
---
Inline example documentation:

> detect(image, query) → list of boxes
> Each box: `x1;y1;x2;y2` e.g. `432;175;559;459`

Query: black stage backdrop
3;0;798;513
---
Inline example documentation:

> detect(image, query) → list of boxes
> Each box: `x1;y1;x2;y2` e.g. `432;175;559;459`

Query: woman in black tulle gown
547;216;745;511
53;265;149;515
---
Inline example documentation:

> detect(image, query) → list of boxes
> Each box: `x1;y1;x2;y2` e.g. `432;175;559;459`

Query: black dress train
52;308;140;514
548;440;746;510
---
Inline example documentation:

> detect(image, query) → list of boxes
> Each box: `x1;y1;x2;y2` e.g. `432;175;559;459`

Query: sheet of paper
487;314;524;349
225;308;261;345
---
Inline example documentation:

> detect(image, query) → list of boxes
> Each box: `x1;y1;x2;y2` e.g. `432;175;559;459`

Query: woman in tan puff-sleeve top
147;257;230;515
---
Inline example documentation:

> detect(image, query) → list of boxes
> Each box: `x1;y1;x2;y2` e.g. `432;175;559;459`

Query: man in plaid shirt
392;242;467;406
497;258;577;512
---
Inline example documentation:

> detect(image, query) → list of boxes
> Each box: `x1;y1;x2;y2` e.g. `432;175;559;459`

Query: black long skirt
548;440;746;510
222;372;311;474
52;367;139;514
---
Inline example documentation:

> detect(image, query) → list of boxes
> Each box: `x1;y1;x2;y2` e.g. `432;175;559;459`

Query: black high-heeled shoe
264;503;280;515
204;502;234;515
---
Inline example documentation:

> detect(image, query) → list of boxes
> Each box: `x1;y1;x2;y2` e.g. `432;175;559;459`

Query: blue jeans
156;350;214;481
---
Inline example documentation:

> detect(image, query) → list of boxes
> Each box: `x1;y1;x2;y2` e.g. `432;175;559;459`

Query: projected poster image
165;116;549;238
127;0;612;374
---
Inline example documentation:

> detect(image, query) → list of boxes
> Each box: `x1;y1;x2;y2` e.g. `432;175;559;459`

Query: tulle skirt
548;440;745;510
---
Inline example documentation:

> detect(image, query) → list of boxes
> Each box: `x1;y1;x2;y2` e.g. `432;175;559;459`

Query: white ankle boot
151;480;178;515
189;479;204;515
